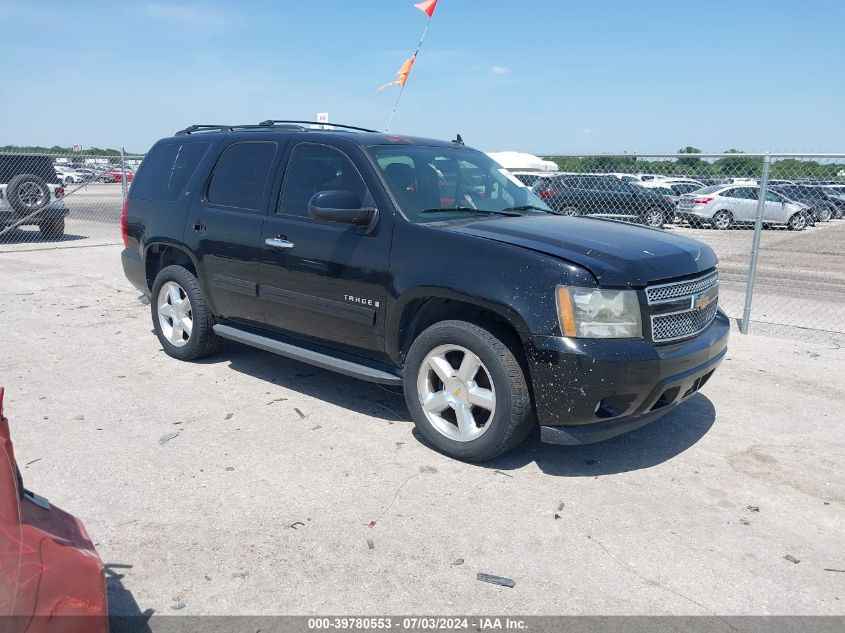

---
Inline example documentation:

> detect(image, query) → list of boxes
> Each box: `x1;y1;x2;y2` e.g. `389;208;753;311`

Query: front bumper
525;310;729;445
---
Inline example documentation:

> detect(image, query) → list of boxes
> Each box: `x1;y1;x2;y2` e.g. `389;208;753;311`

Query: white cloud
490;66;509;75
142;3;233;28
582;128;594;135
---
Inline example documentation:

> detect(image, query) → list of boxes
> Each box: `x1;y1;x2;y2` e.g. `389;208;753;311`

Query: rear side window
207;141;277;211
131;141;210;202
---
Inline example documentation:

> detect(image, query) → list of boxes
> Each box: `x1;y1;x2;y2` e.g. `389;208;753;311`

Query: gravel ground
0;245;842;617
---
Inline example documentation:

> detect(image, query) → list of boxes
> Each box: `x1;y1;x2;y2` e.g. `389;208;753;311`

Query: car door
184;139;281;325
763;190;789;223
575;176;603;215
258;141;392;359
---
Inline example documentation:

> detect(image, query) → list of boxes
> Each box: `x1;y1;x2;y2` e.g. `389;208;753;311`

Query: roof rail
258;120;378;133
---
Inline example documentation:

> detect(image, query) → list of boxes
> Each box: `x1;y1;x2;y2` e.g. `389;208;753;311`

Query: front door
184;140;280;325
258;142;391;359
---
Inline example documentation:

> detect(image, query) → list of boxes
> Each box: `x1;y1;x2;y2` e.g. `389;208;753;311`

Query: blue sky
1;0;843;154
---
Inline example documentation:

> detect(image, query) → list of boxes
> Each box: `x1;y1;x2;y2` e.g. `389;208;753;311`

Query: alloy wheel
157;281;193;347
416;344;496;442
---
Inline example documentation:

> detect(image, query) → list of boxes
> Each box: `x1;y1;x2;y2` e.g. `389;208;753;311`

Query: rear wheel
151;265;223;361
711;210;733;230
38;218;64;239
788;212;807;231
641;207;664;228
403;320;533;462
558;205;579;216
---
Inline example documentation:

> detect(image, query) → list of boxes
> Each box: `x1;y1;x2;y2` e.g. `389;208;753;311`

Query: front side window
207;141;277;211
366;145;551;223
278;144;369;218
765;191;783;202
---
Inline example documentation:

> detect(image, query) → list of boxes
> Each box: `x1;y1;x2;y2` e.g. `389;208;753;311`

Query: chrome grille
646;270;719;304
651;301;719;343
647;269;720;343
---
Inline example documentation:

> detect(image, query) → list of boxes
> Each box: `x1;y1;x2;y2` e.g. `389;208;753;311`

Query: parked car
635;181;680;206
54;167;84;185
805;185;845;219
103;168;134;183
96;170;117;183
0;388;108;631
532;174;674;227
676;184;808;230
510;171;563;188
0;154;69;238
660;179;705;195
120;120;728;461
770;185;836;223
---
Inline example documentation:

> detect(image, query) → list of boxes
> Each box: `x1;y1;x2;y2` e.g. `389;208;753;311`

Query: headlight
556;286;643;338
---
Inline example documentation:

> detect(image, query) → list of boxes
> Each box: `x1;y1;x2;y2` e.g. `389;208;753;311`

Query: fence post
740;152;771;334
120;146;127;200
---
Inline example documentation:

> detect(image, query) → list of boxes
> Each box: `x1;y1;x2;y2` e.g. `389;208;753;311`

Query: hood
446;215;717;287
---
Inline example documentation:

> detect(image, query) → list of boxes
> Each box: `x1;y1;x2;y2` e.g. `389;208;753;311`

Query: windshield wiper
501;205;552;213
421;207;522;217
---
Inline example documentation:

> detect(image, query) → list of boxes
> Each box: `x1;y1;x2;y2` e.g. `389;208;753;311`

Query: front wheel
816;206;832;223
150;265;223;361
788;212;807;231
403;320;533;462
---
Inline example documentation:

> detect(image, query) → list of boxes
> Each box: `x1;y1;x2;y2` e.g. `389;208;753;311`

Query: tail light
54;186;65;199
120;198;129;247
536;189;555;199
692;197;714;205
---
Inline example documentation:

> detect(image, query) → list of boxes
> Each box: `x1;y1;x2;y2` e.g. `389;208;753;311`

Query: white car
676;184;808;230
54;167;84;185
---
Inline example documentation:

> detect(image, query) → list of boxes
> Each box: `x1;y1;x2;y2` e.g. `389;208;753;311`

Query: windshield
366;145;552;223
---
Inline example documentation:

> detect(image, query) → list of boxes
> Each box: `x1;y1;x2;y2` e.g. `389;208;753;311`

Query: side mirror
308;190;376;227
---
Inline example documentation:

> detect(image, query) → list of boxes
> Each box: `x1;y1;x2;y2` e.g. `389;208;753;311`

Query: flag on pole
379;56;417;91
414;0;438;18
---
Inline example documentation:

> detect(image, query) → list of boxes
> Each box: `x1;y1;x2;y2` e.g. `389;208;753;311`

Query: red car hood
0;388;108;633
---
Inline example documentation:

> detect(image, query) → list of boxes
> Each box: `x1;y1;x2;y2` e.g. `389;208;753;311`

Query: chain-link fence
1;146;842;341
514;152;845;339
0;149;144;251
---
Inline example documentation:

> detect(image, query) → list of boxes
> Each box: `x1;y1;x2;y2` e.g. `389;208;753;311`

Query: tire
711;210;733;230
5;174;50;215
63;176;74;185
38;218;64;239
641;207;664;228
816;206;832;223
403;320;533;462
788;212;807;231
558;205;579;217
150;265;223;361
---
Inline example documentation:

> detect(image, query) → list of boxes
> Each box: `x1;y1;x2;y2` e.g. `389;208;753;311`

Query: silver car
676;184;808;230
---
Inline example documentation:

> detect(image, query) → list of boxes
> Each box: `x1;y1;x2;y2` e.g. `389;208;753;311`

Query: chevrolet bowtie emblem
695;293;714;311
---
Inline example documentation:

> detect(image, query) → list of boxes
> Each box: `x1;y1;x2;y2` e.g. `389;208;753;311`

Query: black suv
0;154;69;238
532;174;674;228
121;121;728;461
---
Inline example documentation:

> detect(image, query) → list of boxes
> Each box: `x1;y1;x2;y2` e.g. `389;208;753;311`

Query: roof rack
175;121;379;136
258;120;378;133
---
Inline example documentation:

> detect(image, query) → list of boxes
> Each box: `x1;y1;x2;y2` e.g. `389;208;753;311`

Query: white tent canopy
486;151;559;172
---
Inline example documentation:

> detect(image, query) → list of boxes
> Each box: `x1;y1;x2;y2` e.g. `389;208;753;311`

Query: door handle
265;237;295;250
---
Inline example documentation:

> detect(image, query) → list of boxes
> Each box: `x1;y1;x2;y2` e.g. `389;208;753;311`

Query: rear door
257;141;392;358
184;140;282;325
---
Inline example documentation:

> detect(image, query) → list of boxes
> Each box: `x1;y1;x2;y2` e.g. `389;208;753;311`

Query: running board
213;324;403;386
